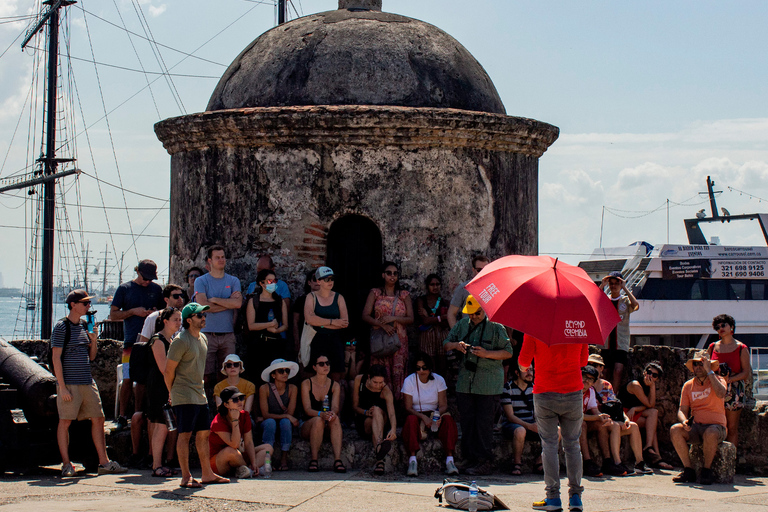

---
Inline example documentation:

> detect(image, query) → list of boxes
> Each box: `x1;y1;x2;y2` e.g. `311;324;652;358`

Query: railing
751;347;768;399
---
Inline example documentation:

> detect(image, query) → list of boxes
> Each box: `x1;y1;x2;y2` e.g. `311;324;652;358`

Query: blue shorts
173;404;211;434
501;421;539;442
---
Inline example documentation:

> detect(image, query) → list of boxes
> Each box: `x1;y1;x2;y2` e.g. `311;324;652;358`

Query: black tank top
307;378;333;417
358;377;387;410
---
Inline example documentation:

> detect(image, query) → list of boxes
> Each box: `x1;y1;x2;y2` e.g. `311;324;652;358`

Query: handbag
434;480;508;511
370;294;401;357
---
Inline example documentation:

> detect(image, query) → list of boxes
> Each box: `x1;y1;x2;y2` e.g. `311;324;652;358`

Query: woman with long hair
245;268;289;383
352;364;397;475
414;274;450;377
146;307;181;477
362;261;413;400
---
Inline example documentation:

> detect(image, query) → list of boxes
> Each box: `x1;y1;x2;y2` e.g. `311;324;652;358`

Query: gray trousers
534;391;584;499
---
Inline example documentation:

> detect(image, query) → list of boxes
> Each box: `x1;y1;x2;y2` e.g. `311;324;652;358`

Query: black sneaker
673;467;697;483
700;467;714;485
634;461;653;475
583;459;603;477
602;460;628;477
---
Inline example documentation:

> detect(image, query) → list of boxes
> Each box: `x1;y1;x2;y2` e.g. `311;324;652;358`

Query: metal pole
278;0;286;24
41;4;61;340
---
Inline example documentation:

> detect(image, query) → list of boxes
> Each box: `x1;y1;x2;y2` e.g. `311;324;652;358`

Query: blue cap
315;266;334;279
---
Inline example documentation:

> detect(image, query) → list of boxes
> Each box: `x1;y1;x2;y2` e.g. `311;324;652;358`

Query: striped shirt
51;319;93;385
500;380;535;423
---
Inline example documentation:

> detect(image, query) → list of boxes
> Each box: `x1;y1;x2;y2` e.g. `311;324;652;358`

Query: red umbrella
464;255;620;345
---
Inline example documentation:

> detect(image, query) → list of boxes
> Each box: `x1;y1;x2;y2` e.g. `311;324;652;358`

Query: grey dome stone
206;7;506;114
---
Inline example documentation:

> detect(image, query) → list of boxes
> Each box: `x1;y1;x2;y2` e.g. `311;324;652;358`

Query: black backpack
129;340;152;385
47;317;87;376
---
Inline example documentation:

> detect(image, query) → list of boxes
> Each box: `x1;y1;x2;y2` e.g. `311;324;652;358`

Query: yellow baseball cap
462;295;482;315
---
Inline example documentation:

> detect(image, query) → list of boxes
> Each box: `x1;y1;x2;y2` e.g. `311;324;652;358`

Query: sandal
152;466;173;478
308;459;319;472
643;448;673;470
333;459;347;473
373;460;385;476
510;463;522;476
375;440;392;461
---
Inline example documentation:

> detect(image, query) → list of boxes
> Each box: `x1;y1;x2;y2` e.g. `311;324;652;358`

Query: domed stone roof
206;2;506;114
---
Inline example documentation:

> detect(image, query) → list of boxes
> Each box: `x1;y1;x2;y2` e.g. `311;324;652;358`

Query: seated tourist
580;366;613;476
300;354;346;473
670;351;727;485
214;354;256;414
353;364;397;476
259;358;299;471
500;365;542;475
400;353;458;477
617;361;673;469
209;386;272;479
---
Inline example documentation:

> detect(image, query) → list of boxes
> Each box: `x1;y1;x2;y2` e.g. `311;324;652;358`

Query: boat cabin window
638;279;768;301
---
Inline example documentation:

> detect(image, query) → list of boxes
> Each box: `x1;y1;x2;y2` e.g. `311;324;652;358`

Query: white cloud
148;4;166;17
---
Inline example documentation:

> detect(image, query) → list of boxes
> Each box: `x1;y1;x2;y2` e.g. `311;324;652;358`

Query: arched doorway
326;215;383;342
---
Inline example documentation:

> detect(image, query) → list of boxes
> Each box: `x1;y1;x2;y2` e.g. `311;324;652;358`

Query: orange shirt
680;376;727;427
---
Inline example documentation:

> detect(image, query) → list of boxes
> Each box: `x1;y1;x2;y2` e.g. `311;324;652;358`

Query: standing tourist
304;267;350;381
247;255;291;311
54;290;126;477
518;333;588;512
446;255;489;328
362;261;413;400
164;302;229;488
244;268;289;382
110;259;165;431
443;295;512;476
707;314;751;449
292;270;321;354
414;274;450;377
600;271;639;390
194;245;243;393
185;267;204;302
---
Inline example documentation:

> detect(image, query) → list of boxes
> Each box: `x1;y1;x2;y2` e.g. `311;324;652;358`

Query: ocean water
0;297;113;340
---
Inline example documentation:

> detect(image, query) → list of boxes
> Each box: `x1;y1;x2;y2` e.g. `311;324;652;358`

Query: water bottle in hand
162;403;176;431
431;411;440;432
468;480;478;512
263;451;272;479
322;394;330;413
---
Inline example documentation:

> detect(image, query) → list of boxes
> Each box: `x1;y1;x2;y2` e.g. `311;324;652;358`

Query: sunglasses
229;395;245;403
224;362;241;368
320;277;334;282
194;313;206;319
346;340;357;347
645;369;660;378
384;270;399;276
314;361;330;367
692;361;704;368
79;300;92;306
171;293;183;299
274;368;290;375
714;323;730;331
469;310;484;316
415;365;429;371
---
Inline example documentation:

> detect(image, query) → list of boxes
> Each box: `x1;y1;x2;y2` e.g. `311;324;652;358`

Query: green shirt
443;317;512;395
166;329;208;406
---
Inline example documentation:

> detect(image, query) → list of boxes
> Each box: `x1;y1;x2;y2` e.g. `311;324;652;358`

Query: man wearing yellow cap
443;294;513;476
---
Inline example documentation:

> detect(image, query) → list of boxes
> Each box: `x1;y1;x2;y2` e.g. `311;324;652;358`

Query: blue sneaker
568;494;583;511
532;497;562;511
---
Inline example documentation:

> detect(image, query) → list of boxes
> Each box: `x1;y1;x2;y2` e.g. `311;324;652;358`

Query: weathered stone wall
155;106;557;296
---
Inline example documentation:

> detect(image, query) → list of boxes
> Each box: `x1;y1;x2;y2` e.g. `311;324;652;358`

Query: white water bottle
431;411;440;432
468;480;478;512
263;450;272;479
322;394;330;412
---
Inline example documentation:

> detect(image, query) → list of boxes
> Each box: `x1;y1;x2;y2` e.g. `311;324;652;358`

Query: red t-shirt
209;410;252;458
518;334;589;394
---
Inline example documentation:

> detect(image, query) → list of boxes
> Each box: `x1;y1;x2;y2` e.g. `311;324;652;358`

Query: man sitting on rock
670;350;727;485
500;365;542;475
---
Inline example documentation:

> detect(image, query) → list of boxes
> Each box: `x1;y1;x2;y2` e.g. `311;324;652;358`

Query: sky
1;0;768;291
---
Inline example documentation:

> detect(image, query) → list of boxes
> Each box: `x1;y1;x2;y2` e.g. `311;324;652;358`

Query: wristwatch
707;370;715;375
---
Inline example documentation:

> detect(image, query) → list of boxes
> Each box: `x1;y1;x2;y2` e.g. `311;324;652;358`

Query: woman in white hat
214;354;256;414
259;358;300;471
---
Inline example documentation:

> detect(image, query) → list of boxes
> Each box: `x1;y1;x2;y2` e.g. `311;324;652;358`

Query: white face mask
265;283;277;293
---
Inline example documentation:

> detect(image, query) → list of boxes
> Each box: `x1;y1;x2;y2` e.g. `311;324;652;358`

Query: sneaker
406;459;418;477
634;461;653;475
568;494;583;512
602;459;628;477
235;465;253;479
445;460;459;476
114;415;129;432
532;497;562;511
97;461;127;475
61;462;76;477
672;467;697;483
699;467;714;485
582;459;603;477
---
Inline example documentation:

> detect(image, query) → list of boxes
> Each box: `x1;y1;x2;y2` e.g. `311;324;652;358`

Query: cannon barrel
0;339;58;420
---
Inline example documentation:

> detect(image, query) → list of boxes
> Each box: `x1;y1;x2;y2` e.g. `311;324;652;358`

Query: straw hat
587;353;605;366
261;358;300;383
685;350;719;373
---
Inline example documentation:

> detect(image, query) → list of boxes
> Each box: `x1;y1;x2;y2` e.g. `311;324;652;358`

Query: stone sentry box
154;0;559;310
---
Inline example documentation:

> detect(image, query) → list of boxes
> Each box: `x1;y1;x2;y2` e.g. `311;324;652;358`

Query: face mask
265;283;277;293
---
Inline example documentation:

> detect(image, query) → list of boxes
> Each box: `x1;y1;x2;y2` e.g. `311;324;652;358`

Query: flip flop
375;440;392;461
179;478;202;489
201;475;230;484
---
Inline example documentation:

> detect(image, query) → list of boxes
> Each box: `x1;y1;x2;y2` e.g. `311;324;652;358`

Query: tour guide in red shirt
518;334;588;512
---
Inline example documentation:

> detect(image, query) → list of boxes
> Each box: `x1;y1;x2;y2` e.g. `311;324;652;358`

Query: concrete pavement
1;467;767;511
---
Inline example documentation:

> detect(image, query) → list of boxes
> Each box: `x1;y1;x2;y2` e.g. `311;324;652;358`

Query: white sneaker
62;462;76;477
235;465;253;479
97;461;127;475
445;460;459;476
406;459;418;477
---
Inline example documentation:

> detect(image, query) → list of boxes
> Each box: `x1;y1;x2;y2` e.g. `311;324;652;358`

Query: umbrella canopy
465;255;621;345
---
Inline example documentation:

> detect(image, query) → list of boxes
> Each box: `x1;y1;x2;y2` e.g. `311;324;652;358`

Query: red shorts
624;408;642;423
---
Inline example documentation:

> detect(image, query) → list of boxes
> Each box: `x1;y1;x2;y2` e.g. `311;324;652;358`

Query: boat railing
751;347;768;399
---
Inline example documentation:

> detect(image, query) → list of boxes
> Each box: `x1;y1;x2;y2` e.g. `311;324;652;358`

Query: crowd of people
50;249;753;510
